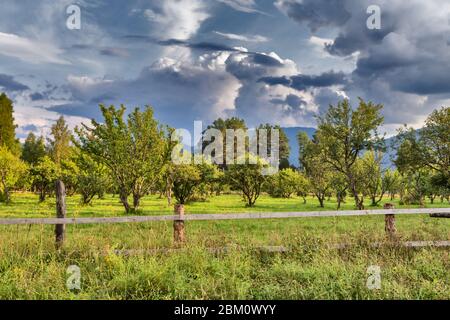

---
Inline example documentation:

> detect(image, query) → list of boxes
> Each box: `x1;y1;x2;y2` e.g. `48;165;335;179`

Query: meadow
0;193;448;300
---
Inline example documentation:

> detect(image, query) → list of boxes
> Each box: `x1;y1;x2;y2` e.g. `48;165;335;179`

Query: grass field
0;193;448;299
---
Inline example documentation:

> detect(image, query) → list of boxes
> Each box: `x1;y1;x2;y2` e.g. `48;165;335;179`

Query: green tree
0;93;20;154
47;116;72;165
298;132;333;208
21;132;46;165
265;168;302;198
29;156;58;202
315;99;384;209
75;151;111;205
257;124;290;169
383;169;400;200
75;105;167;213
360;151;386;206
395;107;449;191
226;155;268;207
172;164;202;205
0;146;27;203
203;117;247;167
330;172;348;209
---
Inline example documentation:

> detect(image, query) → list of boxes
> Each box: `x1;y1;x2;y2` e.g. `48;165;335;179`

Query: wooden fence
0;181;449;248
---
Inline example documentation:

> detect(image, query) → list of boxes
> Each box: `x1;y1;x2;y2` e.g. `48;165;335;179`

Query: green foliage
172;164;202;205
395;107;450;195
29;156;58;202
0;93;20;155
203;117;247;167
314;98;385;209
75;151;111;205
21;132;46;165
359;151;385;206
47;116;72;165
196;161;224;199
0;146;27;203
257;124;290;168
226;155;268;207
298;133;333;208
383;169;401;201
265;168;306;199
75;105;167;213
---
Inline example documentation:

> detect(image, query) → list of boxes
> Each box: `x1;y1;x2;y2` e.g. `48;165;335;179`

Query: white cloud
144;0;210;40
217;0;268;15
0;32;70;65
214;31;269;42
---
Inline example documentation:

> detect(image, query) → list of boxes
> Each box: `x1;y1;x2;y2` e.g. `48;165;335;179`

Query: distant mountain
281;127;397;169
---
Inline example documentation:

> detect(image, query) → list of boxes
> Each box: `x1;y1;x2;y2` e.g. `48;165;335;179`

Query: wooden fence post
55;180;66;249
384;203;396;239
173;204;185;244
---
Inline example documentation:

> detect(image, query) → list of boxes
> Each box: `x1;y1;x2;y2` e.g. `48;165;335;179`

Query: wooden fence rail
1;208;450;225
0;181;449;248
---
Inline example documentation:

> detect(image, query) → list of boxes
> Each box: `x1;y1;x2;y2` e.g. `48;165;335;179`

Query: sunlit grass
0;193;448;299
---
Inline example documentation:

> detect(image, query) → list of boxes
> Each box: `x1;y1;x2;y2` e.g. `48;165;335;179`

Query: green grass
0;193;448;299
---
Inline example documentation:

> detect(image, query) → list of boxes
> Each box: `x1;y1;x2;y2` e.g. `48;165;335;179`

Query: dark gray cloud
260;71;347;91
275;0;351;32
21;124;38;132
0;74;29;91
276;0;450;127
125;35;283;66
270;94;306;109
29;92;44;101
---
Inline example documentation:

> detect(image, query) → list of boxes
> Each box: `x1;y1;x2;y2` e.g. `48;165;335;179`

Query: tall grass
0;193;448;299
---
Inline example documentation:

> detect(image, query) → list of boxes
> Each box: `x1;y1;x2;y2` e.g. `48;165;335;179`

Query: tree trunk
317;194;324;208
119;191;130;213
2;178;10;204
133;193;141;211
55;180;66;249
39;188;46;202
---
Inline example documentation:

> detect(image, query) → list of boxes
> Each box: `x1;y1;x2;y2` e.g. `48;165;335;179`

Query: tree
226;155;268;207
0;93;20;154
402;169;429;206
257;124;290;169
196;160;224;200
60;158;80;196
172;164;202;205
295;172;310;204
22;132;46;165
298;132;333;208
265;168;303;198
418;107;450;179
48;116;73;165
0;146;27;203
383;169;400;200
75;105;167;213
360;151;386;206
314;99;384;209
330;172;348;209
75;151;110;205
203;117;247;167
29;156;58;202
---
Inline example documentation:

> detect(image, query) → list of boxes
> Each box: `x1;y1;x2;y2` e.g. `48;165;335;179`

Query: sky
0;0;450;140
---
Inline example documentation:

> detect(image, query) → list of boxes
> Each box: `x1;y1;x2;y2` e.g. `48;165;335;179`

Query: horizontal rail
0;208;449;225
